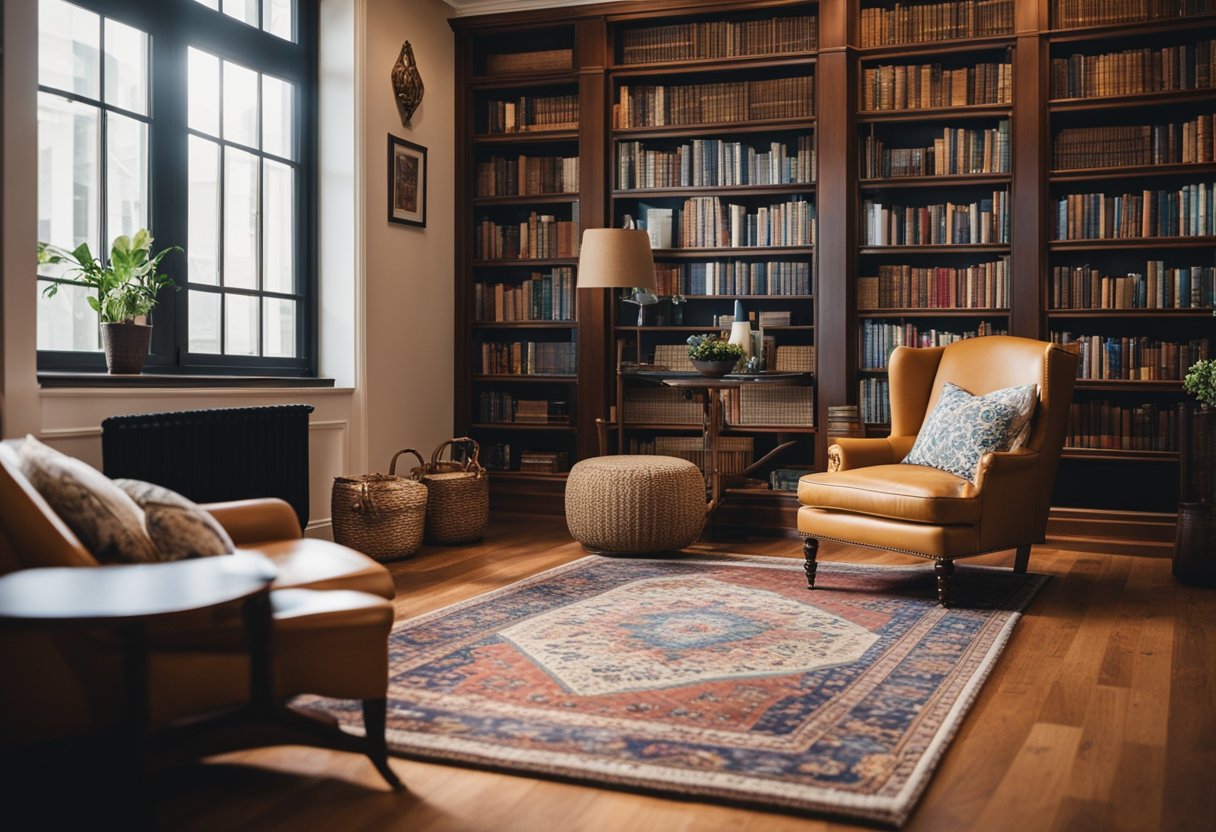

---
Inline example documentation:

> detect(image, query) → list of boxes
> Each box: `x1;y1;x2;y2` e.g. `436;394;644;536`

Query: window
36;0;316;376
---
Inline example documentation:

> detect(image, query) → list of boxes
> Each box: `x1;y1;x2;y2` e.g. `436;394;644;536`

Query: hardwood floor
156;514;1214;832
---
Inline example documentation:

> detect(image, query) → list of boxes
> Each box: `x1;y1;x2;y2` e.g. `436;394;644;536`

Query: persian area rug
305;555;1046;826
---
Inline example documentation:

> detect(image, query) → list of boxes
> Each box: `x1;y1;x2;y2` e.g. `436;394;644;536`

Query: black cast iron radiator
101;404;315;528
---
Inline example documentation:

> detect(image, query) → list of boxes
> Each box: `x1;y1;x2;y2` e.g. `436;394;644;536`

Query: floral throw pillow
902;382;1038;482
116;479;236;561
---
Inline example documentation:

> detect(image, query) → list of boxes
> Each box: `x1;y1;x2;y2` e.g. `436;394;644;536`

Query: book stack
484;49;572;74
859;0;1014;48
1054;0;1216;30
861;320;1005;369
860;377;891;425
770;466;815;492
674;196;815;248
862;59;1012;110
617;136;815;189
1053;184;1216;240
758;310;792;327
858;259;1010;309
481;443;512;471
474;268;575;322
474;208;581;260
862;121;1010;178
826;405;864;442
1051;333;1210;380
1053;116;1215;170
1049;40;1216;99
485;94;578;134
477;393;570;425
475;154;579;197
518;450;569;474
1066;401;1183;451
1050;262;1216;309
515;399;569;424
476;340;577;376
863;191;1010;245
618;15;816;64
614;76;814;128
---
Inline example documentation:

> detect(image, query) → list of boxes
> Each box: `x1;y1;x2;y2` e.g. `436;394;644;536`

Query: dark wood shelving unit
650;246;816;258
1048;88;1216;113
471;375;579;383
858;309;1011;317
1049;163;1216;183
470;423;578;432
857;34;1016;60
612;184;815;199
471;258;580;267
471;130;580;145
471;321;577;329
1046;11;1216;42
472;193;581;206
857;104;1011;124
1048;238;1216;251
858;244;1011;255
611;117;817;140
859;174;1012;189
1045;309;1215;318
610;54;817;78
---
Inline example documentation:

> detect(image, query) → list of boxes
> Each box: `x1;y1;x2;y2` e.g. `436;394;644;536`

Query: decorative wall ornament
391;40;424;126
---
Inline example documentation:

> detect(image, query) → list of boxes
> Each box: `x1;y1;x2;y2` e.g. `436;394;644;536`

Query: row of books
860;377;891;425
858;258;1011;310
618;15;816;65
1049;41;1216;99
826;404;864;441
862;191;1010;246
519;451;569;474
473;268;576;322
1065;401;1181;452
483;94;578;135
477;392;571;425
1053;0;1216;30
474;211;581;260
614;76;814;129
861;121;1011;178
625;436;753;478
1049;263;1216;309
474;339;577;376
474;154;579;197
481;443;513;471
1052;184;1216;240
860;320;1006;369
616;137;815;190
1052;115;1215;171
859;0;1014;48
861;60;1012;111
1051;333;1210;380
771;466;815;493
652;260;813;297
667;196;815;248
483;49;571;75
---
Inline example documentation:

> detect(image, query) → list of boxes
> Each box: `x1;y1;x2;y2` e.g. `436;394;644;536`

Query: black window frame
36;0;320;378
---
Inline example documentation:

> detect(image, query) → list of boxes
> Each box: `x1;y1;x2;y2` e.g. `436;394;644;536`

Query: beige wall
360;0;456;472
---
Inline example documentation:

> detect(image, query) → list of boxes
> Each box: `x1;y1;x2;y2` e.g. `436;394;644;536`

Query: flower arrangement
686;334;744;362
1184;359;1216;409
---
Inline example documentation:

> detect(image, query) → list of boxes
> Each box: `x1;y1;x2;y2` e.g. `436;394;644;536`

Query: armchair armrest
202;498;302;545
975;450;1044;549
973;449;1040;492
828;438;898;471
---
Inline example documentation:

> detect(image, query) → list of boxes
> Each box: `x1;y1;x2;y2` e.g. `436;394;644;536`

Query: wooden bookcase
452;0;1216;526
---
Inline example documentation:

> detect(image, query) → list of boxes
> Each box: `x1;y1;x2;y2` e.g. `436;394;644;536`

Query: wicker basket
331;450;428;562
405;438;490;545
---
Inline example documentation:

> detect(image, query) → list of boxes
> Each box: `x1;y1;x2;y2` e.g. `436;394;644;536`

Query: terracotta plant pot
101;322;152;374
690;358;738;378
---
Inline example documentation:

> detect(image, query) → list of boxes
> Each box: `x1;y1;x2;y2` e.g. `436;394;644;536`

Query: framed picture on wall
388;134;427;227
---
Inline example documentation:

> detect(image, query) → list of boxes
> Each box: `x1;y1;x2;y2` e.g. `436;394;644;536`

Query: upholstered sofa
0;438;401;786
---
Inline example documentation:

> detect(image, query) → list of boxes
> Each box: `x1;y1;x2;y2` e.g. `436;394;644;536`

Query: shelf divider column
453;32;475;440
1010;0;1048;338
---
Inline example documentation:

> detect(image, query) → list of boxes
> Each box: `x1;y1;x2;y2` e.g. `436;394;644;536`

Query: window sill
38;372;337;390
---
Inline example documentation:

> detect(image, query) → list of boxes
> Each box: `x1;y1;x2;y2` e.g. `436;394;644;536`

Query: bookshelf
451;0;1216;529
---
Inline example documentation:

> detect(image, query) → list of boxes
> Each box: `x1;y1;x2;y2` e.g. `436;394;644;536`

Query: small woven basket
331;450;428;562
404;438;489;545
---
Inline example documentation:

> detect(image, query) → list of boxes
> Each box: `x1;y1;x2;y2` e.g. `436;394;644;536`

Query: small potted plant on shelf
38;229;180;375
687;334;744;378
1176;357;1216;586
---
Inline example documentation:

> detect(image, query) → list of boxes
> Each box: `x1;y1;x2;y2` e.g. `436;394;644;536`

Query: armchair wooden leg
362;698;404;791
934;560;953;608
803;537;819;589
1013;544;1032;574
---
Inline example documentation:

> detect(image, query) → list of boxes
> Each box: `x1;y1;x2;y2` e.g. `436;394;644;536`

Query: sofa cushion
116;479;236;561
18;436;159;564
254;537;396;599
902;381;1037;482
798;464;980;525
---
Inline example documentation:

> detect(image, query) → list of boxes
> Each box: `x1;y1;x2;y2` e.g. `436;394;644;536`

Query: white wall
0;0;459;536
360;0;456;472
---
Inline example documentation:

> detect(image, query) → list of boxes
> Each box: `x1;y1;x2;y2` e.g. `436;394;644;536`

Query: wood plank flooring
155;514;1214;832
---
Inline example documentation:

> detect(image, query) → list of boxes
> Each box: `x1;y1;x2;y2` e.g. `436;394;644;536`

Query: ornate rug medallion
304;555;1046;826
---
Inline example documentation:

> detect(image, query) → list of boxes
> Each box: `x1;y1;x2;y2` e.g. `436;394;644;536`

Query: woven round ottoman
565;455;706;554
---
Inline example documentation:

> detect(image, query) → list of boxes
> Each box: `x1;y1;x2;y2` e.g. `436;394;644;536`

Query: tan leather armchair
0;439;402;789
798;336;1079;606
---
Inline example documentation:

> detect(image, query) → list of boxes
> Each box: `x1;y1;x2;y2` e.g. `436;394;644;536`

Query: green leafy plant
1184;359;1216;409
37;229;180;324
687;334;744;362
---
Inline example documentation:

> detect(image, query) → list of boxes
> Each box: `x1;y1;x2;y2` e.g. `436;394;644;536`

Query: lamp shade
576;228;656;291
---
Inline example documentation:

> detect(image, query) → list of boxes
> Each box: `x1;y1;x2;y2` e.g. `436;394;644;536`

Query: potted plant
1176;358;1216;586
38;229;180;374
687;334;744;378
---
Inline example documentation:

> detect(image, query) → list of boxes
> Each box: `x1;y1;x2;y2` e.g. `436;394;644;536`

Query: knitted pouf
565;455;706;554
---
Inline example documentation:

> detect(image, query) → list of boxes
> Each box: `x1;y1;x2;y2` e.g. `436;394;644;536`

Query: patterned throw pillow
18;435;159;564
115;479;236;561
902;382;1038;482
